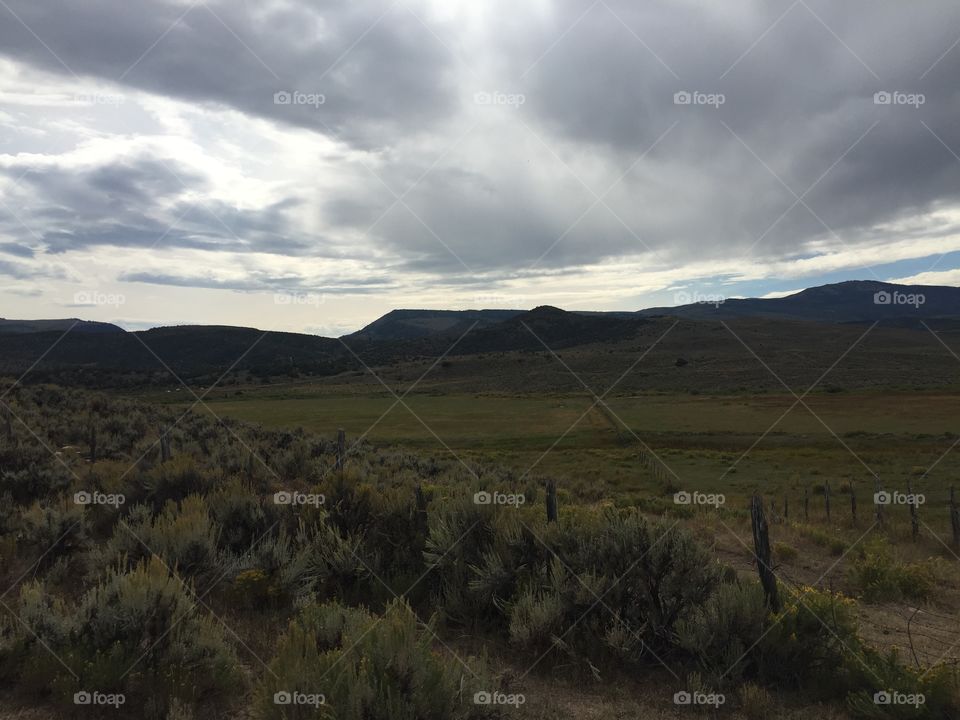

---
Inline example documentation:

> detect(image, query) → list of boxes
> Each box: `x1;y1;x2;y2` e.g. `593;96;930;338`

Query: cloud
119;270;396;295
1;0;960;325
0;0;458;149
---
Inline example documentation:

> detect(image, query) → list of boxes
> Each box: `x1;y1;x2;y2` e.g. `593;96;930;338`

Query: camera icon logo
874;290;892;305
673;491;691;505
874;690;892;705
474;491;492;505
874;91;892;105
274;491;292;505
74;491;92;505
274;691;292;705
874;491;891;505
73;691;92;705
673;690;692;705
274;91;292;105
474;691;492;705
674;91;692;105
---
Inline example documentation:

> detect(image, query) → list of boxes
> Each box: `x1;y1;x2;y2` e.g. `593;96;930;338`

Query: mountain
0;318;125;334
0;325;349;386
0;281;957;387
347;309;524;341
639;280;960;325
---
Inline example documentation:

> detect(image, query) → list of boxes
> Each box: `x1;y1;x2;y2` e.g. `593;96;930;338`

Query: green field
194;387;960;512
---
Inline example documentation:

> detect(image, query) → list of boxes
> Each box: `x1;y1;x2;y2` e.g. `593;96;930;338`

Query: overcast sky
1;0;959;335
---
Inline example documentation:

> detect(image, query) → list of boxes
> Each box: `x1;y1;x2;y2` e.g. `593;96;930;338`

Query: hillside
0;318;125;334
640;280;960;325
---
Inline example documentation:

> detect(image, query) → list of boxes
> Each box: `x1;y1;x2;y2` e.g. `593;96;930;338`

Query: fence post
803;486;809;522
850;480;857;527
336;428;346;471
783;495;789;522
950;486;960;550
159;426;171;463
546;480;558;523
873;475;884;527
415;484;429;536
88;418;97;463
824;480;831;523
907;479;919;541
751;495;780;612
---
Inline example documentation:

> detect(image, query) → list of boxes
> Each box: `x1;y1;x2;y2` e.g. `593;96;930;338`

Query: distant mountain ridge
638;280;960;324
0;318;125;334
0;281;956;385
348;309;524;341
347;280;960;341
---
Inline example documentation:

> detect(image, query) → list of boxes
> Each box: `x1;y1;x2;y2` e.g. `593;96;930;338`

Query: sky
1;0;959;336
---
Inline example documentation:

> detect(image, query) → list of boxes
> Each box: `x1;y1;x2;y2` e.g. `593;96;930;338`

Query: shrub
739;682;775;719
759;586;860;691
503;509;723;667
676;580;768;684
851;540;936;603
17;557;240;717
99;497;226;585
773;541;798;562
207;479;272;555
17;498;89;573
254;598;494;720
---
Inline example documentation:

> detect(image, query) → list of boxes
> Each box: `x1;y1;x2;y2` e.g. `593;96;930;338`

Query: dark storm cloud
2;0;960;283
0;0;456;148
119;270;396;295
1;155;345;257
312;0;960;275
505;0;960;260
0;243;34;258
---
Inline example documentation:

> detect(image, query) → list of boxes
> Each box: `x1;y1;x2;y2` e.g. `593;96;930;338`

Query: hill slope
640;280;960;325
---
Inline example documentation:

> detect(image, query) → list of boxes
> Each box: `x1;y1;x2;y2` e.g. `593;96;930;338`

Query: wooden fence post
415;484;429;536
803;486;809;522
159;426;171;463
850;480;857;526
875;477;884;528
907;479;919;541
824;480;831;523
336;428;346;471
950;486;960;550
88;418;97;463
751;495;780;612
545;480;558;523
783;495;789;522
